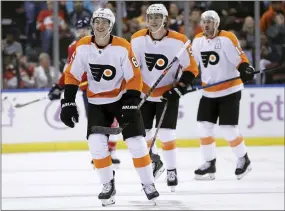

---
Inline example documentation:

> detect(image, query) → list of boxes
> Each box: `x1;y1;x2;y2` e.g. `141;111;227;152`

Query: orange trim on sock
133;154;151;168
147;139;153;148
161;140;176;150
93;155;112;169
200;137;215;145
229;136;243;147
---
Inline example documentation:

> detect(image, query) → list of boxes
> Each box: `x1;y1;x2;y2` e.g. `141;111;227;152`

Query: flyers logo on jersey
201;51;220;68
89;64;116;82
145;53;168;71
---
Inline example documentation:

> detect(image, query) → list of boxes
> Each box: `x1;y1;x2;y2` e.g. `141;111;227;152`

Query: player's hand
48;84;64;100
161;84;186;101
240;66;255;83
60;99;79;128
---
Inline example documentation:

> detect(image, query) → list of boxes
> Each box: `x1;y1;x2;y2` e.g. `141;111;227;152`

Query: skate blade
101;196;115;207
236;165;252;180
151;197;158;206
195;173;215;180
154;166;165;180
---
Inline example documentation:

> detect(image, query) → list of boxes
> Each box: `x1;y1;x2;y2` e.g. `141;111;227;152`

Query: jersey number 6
131;56;139;68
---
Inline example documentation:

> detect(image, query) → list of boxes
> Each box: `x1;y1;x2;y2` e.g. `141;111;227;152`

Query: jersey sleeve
223;32;249;68
179;41;199;77
64;43;88;86
122;45;143;92
130;38;142;67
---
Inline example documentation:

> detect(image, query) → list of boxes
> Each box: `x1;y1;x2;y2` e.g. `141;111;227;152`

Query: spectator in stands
34;53;61;88
24;1;47;48
168;3;183;32
36;0;67;55
179;7;203;39
68;0;92;28
19;55;36;88
260;1;285;33
266;11;285;57
135;3;149;29
241;16;255;49
2;29;23;59
124;18;140;41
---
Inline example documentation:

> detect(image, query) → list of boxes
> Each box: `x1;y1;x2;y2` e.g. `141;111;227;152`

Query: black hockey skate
194;158;216;180
235;153;252;180
151;153;165;180
167;169;178;192
142;183;159;205
98;171;116;207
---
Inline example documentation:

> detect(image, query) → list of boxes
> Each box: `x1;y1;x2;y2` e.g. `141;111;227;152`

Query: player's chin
150;27;159;32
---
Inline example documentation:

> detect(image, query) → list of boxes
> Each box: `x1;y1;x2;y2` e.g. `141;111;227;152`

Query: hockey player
60;8;159;206
191;10;254;180
131;4;198;191
48;17;121;166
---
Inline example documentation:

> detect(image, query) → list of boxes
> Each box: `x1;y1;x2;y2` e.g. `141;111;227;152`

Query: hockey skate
235;153;252;180
142;183;159;205
166;169;178;192
98;172;116;207
194;159;216;180
151;153;165;180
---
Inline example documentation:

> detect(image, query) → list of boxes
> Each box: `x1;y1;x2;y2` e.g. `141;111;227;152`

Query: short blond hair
39;53;50;61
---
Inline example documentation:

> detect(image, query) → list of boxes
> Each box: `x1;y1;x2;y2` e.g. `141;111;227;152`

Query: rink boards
2;86;284;153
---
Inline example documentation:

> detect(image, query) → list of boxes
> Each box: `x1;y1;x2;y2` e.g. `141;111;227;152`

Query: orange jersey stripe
86;80;126;98
142;82;173;97
202;78;243;92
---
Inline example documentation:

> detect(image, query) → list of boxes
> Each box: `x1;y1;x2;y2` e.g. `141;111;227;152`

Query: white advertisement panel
1;87;284;144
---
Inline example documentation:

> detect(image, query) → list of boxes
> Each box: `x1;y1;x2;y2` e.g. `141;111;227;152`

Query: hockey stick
186;65;284;94
14;96;48;108
149;64;182;155
91;41;191;135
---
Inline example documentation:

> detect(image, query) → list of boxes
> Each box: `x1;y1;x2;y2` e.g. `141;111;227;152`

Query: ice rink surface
2;146;284;210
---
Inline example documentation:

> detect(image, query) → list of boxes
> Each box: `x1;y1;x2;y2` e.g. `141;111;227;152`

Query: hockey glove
238;63;255;83
48;83;64;100
161;84;187;102
121;90;141;124
60;99;79;128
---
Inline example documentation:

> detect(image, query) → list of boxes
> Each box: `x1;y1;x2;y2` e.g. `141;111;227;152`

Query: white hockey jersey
192;30;249;98
131;29;198;102
64;35;142;105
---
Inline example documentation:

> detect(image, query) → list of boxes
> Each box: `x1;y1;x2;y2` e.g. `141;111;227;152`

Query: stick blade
91;126;123;135
14;103;27;108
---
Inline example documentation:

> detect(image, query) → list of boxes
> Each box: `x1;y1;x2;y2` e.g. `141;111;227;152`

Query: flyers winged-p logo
201;51;220;68
145;53;168;71
89;64;116;82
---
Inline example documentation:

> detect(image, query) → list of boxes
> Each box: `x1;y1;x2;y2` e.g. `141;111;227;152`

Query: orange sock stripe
93;155;112;169
200;137;215;145
161;140;176;151
147;139;153;148
229;136;243;147
133;154;151;168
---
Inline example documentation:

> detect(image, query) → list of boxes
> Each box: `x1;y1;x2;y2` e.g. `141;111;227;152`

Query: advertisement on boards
1;87;284;144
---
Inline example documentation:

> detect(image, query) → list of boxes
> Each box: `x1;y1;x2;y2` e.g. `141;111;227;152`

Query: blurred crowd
2;1;285;89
